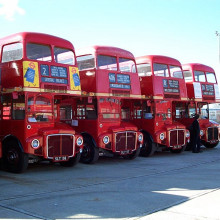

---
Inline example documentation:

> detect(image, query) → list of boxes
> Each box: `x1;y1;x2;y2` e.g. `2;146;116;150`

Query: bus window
153;63;169;77
188;103;196;118
60;105;72;120
2;43;23;63
27;95;53;122
175;103;187;118
1;95;11;120
26;43;52;61
54;47;75;65
194;71;206;82
137;63;152;76
99;98;120;121
199;103;209;119
77;55;95;70
86;104;97;119
183;70;193;82
170;65;183;79
97;55;117;70
206;72;216;83
121;107;130;120
119;58;136;73
12;95;25;120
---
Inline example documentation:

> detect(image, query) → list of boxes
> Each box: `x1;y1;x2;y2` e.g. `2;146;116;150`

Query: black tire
123;147;140;160
203;141;219;148
139;134;155;157
2;140;28;173
60;153;81;167
170;145;186;153
80;136;99;164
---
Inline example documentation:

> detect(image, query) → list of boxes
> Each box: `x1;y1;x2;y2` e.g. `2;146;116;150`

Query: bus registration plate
121;150;130;155
53;156;68;162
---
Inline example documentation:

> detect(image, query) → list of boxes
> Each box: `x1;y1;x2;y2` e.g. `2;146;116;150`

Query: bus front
181;63;220;148
0;32;83;173
75;46;143;163
135;55;190;156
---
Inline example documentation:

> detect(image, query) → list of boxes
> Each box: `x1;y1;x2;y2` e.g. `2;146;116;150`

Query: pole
215;31;220;63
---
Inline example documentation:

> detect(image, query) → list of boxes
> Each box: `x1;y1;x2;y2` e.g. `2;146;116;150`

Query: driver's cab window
133;101;142;119
188;103;196;118
27;95;53;122
199;103;209;119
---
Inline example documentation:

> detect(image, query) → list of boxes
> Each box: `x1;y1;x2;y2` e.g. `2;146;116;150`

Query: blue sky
0;0;220;80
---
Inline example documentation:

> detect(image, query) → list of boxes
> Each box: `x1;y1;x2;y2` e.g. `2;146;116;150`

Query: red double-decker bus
122;55;190;156
58;46;143;163
0;32;83;173
173;63;220;149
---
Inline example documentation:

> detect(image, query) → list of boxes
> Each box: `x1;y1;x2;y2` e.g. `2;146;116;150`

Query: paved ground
0;144;220;220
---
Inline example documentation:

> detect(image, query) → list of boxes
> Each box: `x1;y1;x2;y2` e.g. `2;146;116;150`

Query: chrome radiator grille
47;134;74;158
115;131;136;152
207;127;219;141
169;129;185;147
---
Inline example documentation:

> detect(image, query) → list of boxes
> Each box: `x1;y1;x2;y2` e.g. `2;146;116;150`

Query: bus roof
0;32;74;50
136;55;181;66
76;45;135;59
182;63;215;73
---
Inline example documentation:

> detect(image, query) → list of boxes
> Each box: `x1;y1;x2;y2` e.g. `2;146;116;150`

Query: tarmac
0;144;220;220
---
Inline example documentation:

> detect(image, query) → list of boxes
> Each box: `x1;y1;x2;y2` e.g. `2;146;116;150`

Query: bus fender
81;132;98;148
140;130;154;143
2;135;24;153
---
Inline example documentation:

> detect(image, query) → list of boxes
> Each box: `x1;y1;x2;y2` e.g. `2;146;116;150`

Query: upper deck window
2;43;23;63
206;72;216;83
26;43;52;61
77;54;95;70
170;65;183;79
97;55;117;70
54;47;75;65
194;70;206;82
137;63;152;76
119;58;136;73
183;70;193;82
153;63;169;77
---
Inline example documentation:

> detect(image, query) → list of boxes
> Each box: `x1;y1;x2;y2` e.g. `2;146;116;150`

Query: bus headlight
138;134;143;142
186;131;190;138
200;130;204;136
159;133;165;140
31;139;40;148
103;136;110;144
76;137;83;146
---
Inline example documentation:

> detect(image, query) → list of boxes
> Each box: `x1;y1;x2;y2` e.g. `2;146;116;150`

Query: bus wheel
3;140;28;173
60;153;81;167
80;137;99;164
139;136;155;157
123;147;140;160
203;141;219;148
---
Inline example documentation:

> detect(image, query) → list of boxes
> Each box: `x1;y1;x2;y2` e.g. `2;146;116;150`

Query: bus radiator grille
208;127;219;141
115;131;136;152
48;135;74;158
169;129;185;146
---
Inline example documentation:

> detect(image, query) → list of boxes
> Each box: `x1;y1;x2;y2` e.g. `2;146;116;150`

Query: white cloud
0;0;25;21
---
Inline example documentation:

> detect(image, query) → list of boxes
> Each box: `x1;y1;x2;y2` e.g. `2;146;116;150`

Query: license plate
53;156;68;162
120;150;130;155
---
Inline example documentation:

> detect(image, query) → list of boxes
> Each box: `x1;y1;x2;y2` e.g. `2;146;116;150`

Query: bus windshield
27;94;53;122
99;98;120;121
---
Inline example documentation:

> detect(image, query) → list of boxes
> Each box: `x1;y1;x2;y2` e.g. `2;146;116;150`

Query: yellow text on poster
23;61;39;88
69;67;81;91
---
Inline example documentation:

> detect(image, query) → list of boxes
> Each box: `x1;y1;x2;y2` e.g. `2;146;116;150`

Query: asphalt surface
0;144;220;220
